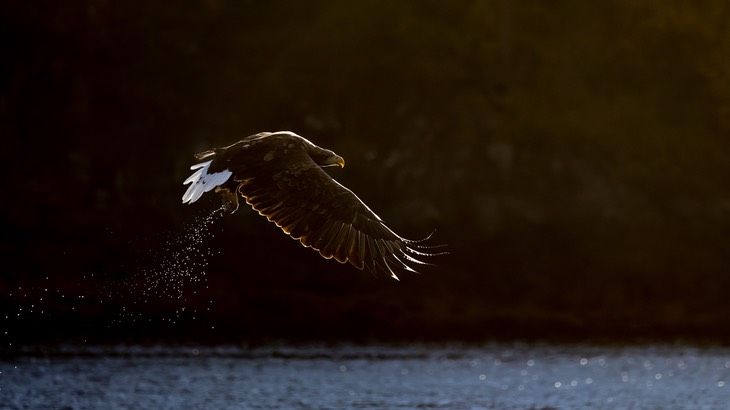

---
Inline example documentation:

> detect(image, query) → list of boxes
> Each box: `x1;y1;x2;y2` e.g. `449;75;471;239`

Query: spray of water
1;207;228;350
140;208;221;300
103;206;226;326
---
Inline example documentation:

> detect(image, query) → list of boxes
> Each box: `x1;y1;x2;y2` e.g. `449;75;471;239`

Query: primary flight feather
182;131;441;279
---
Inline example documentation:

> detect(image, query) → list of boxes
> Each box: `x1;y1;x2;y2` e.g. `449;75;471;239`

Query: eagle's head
310;146;345;168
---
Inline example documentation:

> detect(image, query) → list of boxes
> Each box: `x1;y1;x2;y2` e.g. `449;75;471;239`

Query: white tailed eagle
182;131;441;279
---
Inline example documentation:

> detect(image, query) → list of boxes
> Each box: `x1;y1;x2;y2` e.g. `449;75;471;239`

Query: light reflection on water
1;343;729;409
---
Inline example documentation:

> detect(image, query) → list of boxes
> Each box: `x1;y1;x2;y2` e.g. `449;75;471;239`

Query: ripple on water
5;343;729;409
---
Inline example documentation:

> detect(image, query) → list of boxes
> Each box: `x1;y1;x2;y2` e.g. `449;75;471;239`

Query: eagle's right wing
237;150;440;279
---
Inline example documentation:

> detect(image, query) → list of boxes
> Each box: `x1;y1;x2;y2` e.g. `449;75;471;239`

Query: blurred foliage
2;0;730;343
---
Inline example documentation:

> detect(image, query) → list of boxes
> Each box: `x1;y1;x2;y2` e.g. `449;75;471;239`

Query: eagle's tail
182;160;233;204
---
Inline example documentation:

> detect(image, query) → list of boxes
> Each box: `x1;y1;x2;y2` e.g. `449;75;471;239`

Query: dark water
2;343;729;409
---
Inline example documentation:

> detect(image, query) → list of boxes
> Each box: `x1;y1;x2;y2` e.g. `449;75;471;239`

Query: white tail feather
182;160;232;204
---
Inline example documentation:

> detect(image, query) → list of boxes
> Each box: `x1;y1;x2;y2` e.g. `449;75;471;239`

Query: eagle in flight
182;131;441;279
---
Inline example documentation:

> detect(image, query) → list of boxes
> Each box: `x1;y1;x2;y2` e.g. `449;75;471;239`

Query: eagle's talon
215;186;239;214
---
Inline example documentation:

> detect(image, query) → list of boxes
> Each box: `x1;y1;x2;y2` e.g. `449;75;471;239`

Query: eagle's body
182;131;437;279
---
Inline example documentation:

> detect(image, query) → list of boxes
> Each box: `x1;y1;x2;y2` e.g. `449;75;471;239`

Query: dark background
2;0;730;346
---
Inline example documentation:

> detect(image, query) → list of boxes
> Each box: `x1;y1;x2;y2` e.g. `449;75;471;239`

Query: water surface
2;343;728;409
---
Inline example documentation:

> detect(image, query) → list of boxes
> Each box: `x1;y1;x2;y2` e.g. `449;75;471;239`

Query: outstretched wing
236;150;435;279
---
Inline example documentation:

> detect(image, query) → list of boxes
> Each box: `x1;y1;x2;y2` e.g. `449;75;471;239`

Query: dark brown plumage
182;131;442;279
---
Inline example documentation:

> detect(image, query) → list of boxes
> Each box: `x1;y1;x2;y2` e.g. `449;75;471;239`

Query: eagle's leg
215;186;239;214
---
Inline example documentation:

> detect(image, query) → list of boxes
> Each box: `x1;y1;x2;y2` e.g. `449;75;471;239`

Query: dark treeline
3;1;730;345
